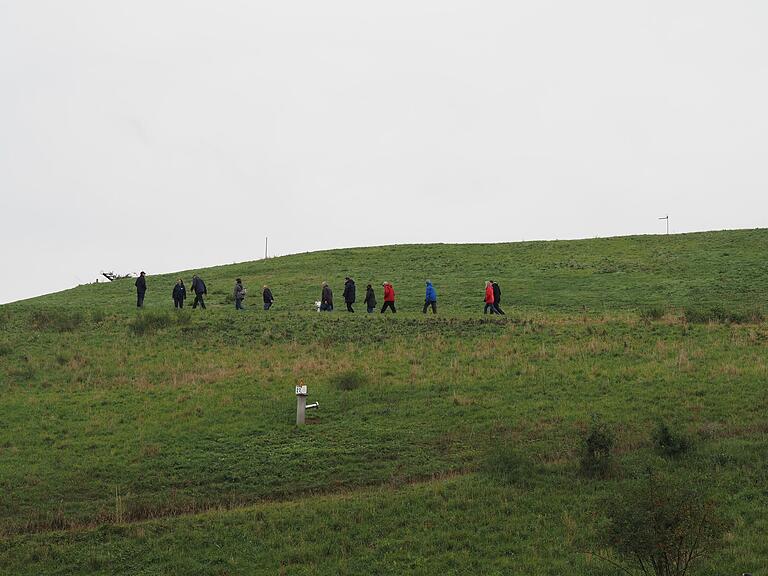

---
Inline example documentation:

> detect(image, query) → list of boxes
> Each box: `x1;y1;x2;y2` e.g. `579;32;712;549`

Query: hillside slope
1;229;767;575
17;228;768;313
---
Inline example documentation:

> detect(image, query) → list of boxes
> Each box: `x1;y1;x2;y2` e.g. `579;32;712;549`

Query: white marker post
296;384;308;425
295;383;319;425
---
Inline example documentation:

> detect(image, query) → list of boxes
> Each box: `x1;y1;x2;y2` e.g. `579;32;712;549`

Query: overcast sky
1;1;767;304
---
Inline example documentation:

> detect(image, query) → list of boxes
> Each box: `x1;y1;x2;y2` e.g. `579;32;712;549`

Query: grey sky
2;1;767;304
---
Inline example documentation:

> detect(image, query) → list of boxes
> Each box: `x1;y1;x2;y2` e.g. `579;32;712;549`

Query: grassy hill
1;229;767;575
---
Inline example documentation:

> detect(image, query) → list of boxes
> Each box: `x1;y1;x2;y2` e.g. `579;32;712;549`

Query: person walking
191;274;207;309
263;285;274;310
381;281;396;313
234;278;245;310
491;280;505;315
343;277;356;312
364;283;376;313
320;281;333;311
135;271;147;308
172;279;186;309
423;280;437;314
484;280;496;314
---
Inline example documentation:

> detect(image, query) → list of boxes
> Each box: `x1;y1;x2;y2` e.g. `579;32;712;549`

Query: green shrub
684;306;763;324
580;420;615;478
0;342;12;356
332;370;367;391
639;305;666;322
129;311;174;335
31;309;83;332
175;310;192;326
482;448;536;487
91;309;107;323
653;420;692;457
598;470;727;576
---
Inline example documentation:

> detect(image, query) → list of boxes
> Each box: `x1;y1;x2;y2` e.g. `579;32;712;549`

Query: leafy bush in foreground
599;470;727;576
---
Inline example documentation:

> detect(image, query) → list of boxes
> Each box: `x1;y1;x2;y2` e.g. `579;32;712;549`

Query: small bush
684;306;763;324
129;311;174;335
482;448;536;487
653;420;692;457
332;370;367;391
580;420;615;477
31;309;83;332
639;305;666;322
175;310;192;326
91;309;107;323
598;470;727;576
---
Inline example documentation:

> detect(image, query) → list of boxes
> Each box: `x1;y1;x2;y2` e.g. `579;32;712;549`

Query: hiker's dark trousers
381;301;396;313
137;292;145;308
493;303;505;315
193;294;206;309
346;302;355;312
484;303;496;314
174;298;184;309
422;300;437;314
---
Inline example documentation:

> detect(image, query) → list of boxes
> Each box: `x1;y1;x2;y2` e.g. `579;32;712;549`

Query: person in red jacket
381;281;396;313
484;280;496;314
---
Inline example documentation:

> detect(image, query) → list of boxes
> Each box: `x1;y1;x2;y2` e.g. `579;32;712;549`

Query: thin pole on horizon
658;215;669;235
265;237;268;259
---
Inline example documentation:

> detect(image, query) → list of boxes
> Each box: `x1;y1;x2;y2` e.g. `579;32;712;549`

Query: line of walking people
136;273;506;314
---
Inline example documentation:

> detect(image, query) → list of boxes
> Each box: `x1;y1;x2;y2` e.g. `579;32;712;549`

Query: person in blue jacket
422;280;437;314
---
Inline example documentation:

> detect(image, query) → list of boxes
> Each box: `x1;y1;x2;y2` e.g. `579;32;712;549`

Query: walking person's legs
430;301;437;314
346;302;354;312
422;300;429;314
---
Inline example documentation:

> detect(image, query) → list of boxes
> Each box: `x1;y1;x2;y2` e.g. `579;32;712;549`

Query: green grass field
1;229;767;575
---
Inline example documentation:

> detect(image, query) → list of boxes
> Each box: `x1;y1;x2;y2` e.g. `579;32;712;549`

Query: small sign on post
295;381;318;426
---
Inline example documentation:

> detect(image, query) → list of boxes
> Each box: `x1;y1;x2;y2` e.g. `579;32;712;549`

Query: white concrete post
296;384;308;425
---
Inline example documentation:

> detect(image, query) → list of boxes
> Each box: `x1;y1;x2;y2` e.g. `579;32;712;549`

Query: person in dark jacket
423;280;437;314
191;274;207;309
135;271;147;308
343;277;356;312
172;279;186;309
364;284;376;313
263;286;274;310
484;280;495;314
381;282;396;313
234;278;245;310
320;281;333;311
491;280;505;315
